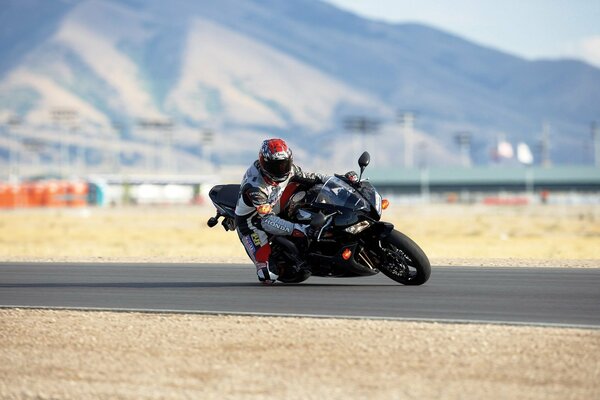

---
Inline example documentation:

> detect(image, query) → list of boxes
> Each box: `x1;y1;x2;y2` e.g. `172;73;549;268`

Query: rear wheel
377;230;431;285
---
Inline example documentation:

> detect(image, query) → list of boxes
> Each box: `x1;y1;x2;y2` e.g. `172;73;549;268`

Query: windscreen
314;176;370;211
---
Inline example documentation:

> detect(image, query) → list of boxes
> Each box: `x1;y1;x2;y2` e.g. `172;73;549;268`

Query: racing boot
256;262;278;285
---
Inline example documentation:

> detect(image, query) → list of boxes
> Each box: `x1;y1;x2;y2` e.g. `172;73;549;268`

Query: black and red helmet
258;138;293;183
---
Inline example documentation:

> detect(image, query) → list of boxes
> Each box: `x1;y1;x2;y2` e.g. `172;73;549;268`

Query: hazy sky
323;0;600;68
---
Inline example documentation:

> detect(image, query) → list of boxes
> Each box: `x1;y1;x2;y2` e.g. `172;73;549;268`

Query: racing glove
345;170;359;183
292;223;310;238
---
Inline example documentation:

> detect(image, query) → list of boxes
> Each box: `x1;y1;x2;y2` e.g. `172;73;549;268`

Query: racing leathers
235;160;325;283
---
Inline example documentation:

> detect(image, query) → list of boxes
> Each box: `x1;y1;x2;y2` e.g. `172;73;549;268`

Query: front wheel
377;230;431;285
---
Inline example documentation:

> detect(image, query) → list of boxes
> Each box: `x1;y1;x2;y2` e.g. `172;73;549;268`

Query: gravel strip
1;309;599;400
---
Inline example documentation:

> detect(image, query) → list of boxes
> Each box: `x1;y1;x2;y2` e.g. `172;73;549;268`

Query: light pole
417;141;430;201
72;123;84;177
111;121;124;174
397;111;416;168
343;116;380;157
137;118;174;173
6;116;22;181
202;129;214;171
51;108;78;177
454;131;472;167
22;138;45;177
592;121;599;168
540;122;551;168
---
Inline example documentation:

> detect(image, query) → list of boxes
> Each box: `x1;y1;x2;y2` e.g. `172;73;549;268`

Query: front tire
377;230;431;285
277;268;311;284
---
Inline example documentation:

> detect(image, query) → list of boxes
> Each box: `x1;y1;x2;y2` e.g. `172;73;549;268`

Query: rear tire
377;230;431;285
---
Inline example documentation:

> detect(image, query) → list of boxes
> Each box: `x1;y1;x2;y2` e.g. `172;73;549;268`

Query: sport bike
207;152;431;285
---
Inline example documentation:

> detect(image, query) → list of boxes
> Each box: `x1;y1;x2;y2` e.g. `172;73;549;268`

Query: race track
1;263;599;328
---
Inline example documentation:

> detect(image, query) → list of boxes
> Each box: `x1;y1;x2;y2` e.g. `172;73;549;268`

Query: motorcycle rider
235;138;325;284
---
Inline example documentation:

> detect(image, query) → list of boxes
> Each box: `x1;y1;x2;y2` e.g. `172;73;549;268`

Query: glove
345;171;359;183
292;223;310;238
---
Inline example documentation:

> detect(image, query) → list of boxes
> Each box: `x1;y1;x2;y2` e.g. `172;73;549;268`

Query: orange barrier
0;185;8;208
67;182;88;207
0;184;27;208
0;181;90;209
482;196;529;206
26;183;45;207
44;182;61;207
0;185;13;208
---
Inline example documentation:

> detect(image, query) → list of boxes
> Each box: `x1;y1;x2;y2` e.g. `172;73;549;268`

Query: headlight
375;192;382;215
345;221;371;234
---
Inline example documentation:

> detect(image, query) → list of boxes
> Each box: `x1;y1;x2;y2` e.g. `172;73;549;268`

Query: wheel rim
380;242;419;282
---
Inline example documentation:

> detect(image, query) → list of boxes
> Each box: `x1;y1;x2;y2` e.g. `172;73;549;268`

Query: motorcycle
207;151;431;285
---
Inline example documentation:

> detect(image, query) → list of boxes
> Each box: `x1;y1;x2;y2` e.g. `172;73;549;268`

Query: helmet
258;138;293;183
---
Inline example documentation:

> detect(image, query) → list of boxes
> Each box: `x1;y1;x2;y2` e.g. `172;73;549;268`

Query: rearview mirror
357;151;370;181
358;151;370;169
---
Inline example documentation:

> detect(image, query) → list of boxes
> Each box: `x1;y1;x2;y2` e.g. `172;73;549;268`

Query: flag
517;142;534;165
497;141;514;159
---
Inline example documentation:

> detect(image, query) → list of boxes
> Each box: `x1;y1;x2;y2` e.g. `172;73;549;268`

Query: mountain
1;0;599;175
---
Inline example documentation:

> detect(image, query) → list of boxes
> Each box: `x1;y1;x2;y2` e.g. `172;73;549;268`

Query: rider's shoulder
240;182;268;207
242;162;263;182
291;163;303;174
241;167;269;195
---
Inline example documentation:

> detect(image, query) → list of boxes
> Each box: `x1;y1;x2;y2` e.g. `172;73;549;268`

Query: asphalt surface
1;263;599;328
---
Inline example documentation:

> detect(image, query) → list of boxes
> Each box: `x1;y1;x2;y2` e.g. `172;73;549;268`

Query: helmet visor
264;158;292;181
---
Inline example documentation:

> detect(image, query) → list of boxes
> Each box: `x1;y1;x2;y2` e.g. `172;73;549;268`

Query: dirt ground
1;309;599;400
0;204;599;399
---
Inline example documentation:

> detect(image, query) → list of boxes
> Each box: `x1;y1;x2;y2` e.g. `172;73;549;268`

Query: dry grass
0;206;244;262
0;204;598;264
389;204;600;261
